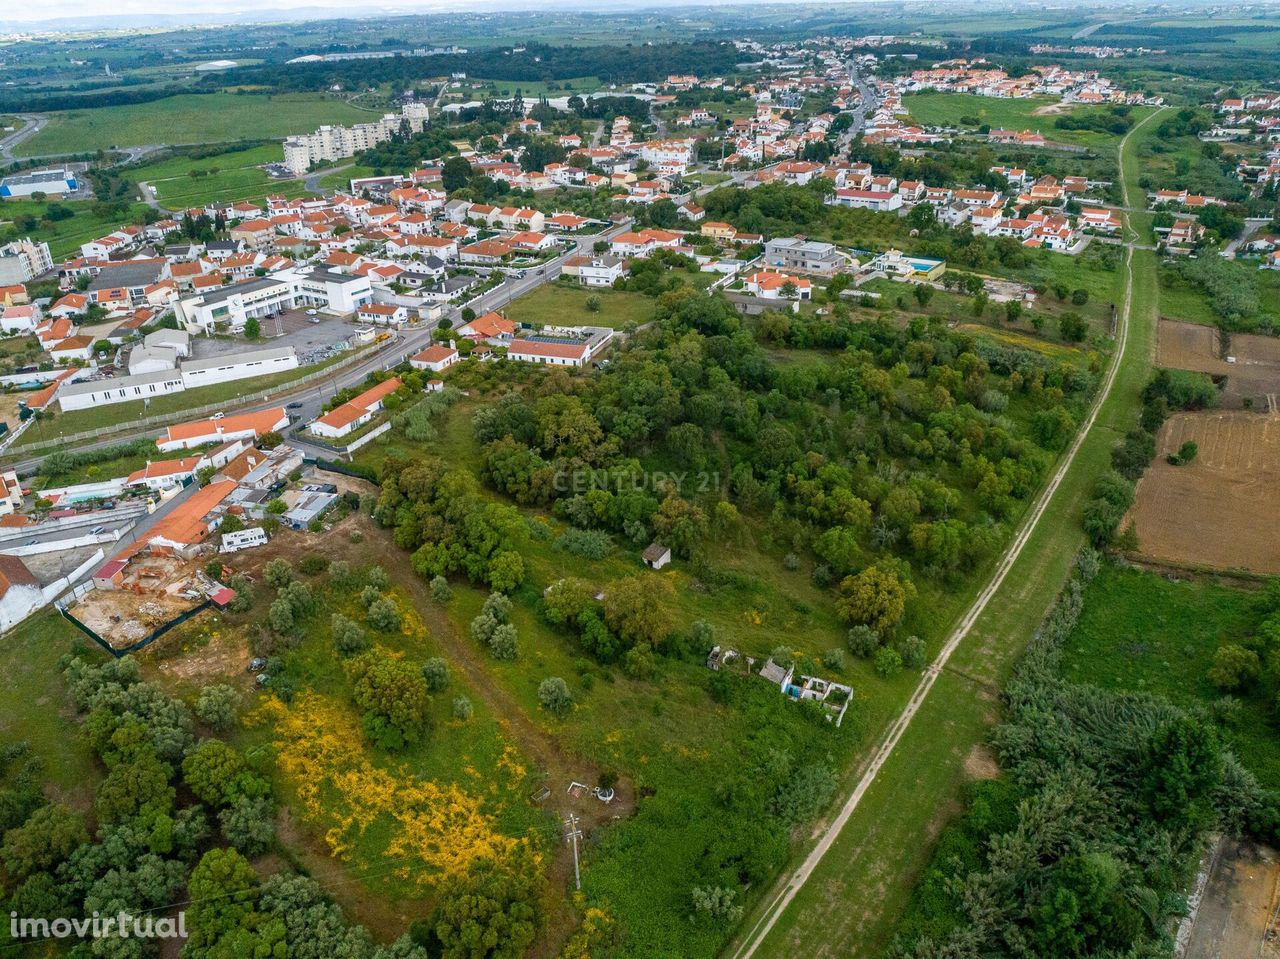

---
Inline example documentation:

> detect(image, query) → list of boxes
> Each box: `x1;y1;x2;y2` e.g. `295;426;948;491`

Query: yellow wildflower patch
250;692;523;889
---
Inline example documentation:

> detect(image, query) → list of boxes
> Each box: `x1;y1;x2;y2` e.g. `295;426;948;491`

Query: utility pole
563;813;583;890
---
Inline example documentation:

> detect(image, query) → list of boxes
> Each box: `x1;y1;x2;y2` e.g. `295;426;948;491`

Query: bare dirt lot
1126;410;1280;574
1181;837;1280;959
1157;319;1280;409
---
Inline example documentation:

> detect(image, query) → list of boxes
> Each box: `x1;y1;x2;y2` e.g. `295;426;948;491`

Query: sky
4;0;809;28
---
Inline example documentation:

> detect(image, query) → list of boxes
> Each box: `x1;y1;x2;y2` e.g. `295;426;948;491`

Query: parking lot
190;314;354;364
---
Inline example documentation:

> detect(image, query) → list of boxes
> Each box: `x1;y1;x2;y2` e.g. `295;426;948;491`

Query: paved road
729;104;1168;959
0;114;46;163
304;163;354;195
1222;217;1274;259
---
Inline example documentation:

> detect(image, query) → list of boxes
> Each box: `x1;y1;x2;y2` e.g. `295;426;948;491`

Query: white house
126;455;204;492
356;303;410;326
507;339;591;368
409;344;460;373
830;188;902;213
157;408;289;452
310;377;401;440
743;271;812;300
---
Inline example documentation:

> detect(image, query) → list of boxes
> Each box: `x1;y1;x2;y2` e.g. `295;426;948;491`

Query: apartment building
283;103;430;175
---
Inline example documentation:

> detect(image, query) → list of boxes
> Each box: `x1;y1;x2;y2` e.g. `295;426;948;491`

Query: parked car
305;309;318;316
211;411;224;420
247;658;267;673
90;526;105;535
287;401;303;410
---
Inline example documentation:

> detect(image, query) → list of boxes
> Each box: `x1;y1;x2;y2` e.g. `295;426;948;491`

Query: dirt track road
729;104;1164;959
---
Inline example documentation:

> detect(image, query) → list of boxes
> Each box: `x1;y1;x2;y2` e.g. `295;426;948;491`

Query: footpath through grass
733;105;1169;959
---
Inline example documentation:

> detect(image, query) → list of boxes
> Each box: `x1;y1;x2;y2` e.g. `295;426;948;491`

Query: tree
913;283;934;307
244;317;261;339
603;575;675;649
836;564;915;636
1171;440;1198;465
1139;716;1222;827
442;156;473;192
542;577;596;627
1059;311;1088;342
346;650;432;750
897;635;926;670
1208;644;1260;691
538;677;573;717
0;803;87;881
184;848;283;959
182;739;249;807
220;795;276;857
873;645;903;678
429;849;543;959
195;684;239;732
1071;288;1090;306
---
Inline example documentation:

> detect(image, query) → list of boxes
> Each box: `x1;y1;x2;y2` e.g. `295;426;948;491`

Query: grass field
126;144;309;207
16;93;378;156
0;196;154;259
502;282;656;331
904;93;1154;150
1058;563;1280;787
354;396;972;956
0;612;105;810
734;106;1170;959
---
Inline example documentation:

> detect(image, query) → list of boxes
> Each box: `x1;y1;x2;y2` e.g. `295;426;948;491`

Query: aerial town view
2;0;1280;956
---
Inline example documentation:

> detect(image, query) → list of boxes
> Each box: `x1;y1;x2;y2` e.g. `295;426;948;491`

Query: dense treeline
890;548;1280;958
446;291;1095;659
204;42;742;95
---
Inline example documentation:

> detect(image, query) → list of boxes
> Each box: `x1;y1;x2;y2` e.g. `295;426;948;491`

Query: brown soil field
1156;319;1280;409
1127;410;1280;573
1181;837;1280;959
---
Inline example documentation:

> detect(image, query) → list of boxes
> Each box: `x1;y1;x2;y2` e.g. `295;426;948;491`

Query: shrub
488;623;519;661
847;625;881;658
195;684;238;731
873;645;903;678
623;642;657;680
823;648;846;671
557;527;614;560
430;575;453;603
299;554;329;576
366;597;403;633
897;635;926;670
365;565;389;590
329;560;353;589
263;559;293;589
268;597;294;634
538;677;573;717
452;696;473;721
422;657;450;692
331;613;369;655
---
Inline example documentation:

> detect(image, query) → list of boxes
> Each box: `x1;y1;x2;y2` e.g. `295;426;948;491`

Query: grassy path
727;106;1168;959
